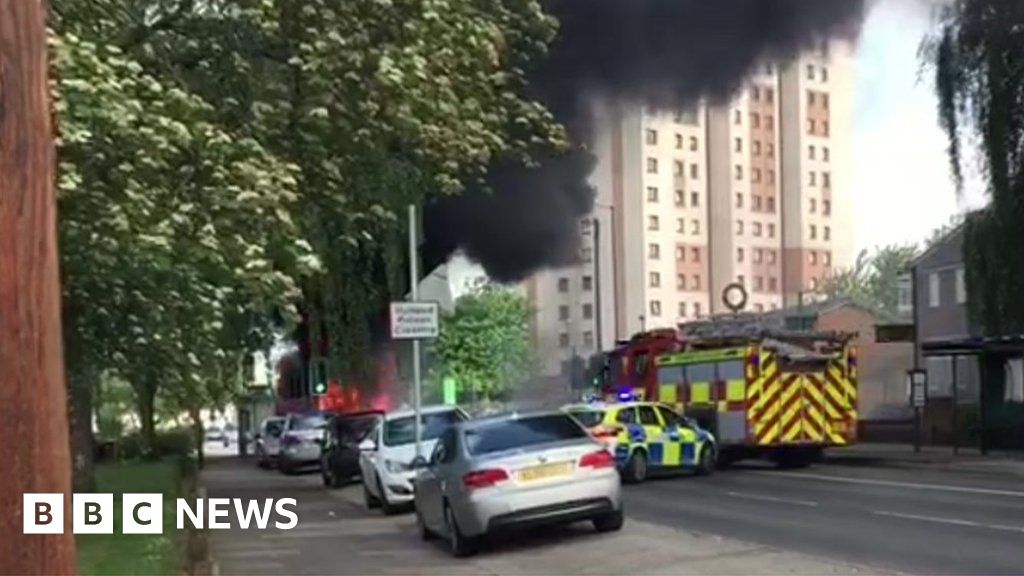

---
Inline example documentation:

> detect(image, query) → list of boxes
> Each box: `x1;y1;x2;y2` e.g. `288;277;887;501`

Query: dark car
321;410;383;488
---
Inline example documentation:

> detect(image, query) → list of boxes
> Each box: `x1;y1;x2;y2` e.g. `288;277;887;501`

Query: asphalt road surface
625;460;1024;575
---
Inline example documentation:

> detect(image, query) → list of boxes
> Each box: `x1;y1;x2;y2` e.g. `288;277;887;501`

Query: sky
851;0;986;254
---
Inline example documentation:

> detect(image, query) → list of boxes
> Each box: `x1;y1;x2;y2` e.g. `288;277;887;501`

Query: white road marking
727;491;819;507
873;510;1024;533
757;471;1024;498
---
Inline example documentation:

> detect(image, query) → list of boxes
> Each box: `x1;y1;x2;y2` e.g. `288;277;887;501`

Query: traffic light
312;360;328;396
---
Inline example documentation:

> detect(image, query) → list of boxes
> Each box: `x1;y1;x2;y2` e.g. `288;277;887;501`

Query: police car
562;399;716;484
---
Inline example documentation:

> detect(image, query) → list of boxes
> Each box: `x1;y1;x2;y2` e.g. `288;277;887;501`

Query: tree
819;244;919;319
931;0;1024;336
432;284;534;403
0;0;77;571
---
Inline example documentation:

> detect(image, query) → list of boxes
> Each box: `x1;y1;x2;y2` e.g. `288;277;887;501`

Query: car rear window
289;415;326;431
567;409;605;428
336;415;378;442
465;414;589;456
384;410;463;446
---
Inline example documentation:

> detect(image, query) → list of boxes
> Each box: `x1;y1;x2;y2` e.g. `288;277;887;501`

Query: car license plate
517;462;572;483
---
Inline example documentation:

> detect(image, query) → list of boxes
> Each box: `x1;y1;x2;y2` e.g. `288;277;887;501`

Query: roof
384;404;463;420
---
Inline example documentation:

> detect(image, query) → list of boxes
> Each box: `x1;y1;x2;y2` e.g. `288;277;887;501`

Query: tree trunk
189;405;205;469
0;1;78;572
67;369;97;492
138;385;158;459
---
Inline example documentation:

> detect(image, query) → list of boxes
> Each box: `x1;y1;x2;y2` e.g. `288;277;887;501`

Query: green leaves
819;245;919;320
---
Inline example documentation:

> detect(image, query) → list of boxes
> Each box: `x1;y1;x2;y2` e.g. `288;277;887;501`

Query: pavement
825;443;1024;477
200;457;885;576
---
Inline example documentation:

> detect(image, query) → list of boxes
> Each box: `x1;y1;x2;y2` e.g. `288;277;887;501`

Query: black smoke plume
424;0;866;282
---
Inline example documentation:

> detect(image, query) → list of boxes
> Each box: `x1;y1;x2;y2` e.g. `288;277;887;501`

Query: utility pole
592;217;602;352
408;205;423;459
0;1;77;572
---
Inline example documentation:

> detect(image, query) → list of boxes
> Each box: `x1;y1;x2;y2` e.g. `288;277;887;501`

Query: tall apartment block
525;40;855;377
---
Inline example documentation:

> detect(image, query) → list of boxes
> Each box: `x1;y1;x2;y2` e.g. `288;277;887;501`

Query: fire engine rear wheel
623;449;648;484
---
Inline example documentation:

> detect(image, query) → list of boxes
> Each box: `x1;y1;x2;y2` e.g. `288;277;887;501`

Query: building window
650;300;662;317
822;93;830;109
766;196;776;213
809;251;818;265
737;274;746;286
956;267;967;304
735;165;744;180
646;129;658;145
583;303;594;319
753;195;763;211
690;163;699;179
678;302;687;317
808;91;816;106
809;145;816;160
752;86;761;101
929;272;941;307
807;119;816;134
675;134;683;149
810;225;817;240
768;223;776;238
810;198;817;213
824;226;831;241
649;272;661;288
690;247;700;262
753;222;763;237
822;172;831;189
753;140;762;156
677;218;685;233
583;331;595;349
647;158;658;173
737;247;745;262
823;147;830;162
822;120;830;137
769;277;778;291
582;276;593;291
755;276;764;291
733;109;742;125
676;106;699;125
822;67;829;82
649;243;660;260
766;88;775;104
736;193;744;208
581;247;593;262
751;113;761;128
647;186;658;202
558;277;569;293
690;191;700;207
559;333;569;348
767;143;775;158
753;248;763;264
753;168;762;183
648;215;659;231
810;278;819;290
807;64;815;80
694;302;702;317
823;199;831;216
693;275;701;290
677;274;687;290
675;189;685;206
691;219;700;235
765;114;774;130
824;252;832;266
690;136;699;152
768;250;777;264
559;305;570;320
768;170;776;184
674;161;684;176
734;137;743;153
580;219;592;236
736;220;744;235
809;171;817;186
675;245;685;261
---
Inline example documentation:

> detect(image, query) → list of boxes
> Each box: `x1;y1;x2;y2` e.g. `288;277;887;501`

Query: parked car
413;411;623;557
278;412;328;474
204;427;229;447
255;416;286;468
321;410;383;488
359;405;469;514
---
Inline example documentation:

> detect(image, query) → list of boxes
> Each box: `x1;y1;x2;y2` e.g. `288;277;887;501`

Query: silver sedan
413;412;623;557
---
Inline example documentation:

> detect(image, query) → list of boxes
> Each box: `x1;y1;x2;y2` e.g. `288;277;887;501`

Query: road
201;455;1024;575
625;460;1024;575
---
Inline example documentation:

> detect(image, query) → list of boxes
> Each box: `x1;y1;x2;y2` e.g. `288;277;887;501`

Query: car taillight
281;434;300;446
580;449;615;469
462;469;509;490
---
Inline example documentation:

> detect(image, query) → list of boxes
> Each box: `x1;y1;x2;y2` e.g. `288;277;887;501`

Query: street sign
908;369;927;407
390;301;440;339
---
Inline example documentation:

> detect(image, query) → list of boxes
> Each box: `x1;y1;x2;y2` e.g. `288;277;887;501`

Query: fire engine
596;314;858;467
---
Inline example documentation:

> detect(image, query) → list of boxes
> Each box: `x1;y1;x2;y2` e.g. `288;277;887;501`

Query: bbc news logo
23;494;298;534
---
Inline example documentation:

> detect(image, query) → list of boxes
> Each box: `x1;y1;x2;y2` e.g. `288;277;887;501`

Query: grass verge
77;459;186;576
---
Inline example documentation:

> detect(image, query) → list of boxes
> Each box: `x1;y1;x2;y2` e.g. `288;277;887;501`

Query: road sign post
908;369;927;453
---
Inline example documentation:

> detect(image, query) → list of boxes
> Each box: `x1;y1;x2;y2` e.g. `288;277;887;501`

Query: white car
359;405;469;514
255;416;286;468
